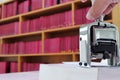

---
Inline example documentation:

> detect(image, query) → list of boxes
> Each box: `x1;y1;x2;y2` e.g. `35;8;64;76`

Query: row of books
18;0;30;14
0;62;40;74
21;10;72;33
44;35;79;53
1;35;78;54
0;22;19;36
44;0;72;7
3;0;71;18
3;1;17;18
74;7;94;25
3;0;42;18
0;62;18;74
22;62;40;72
2;40;42;54
31;0;42;10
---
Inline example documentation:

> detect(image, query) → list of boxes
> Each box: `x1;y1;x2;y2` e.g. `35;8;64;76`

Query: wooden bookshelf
0;0;119;73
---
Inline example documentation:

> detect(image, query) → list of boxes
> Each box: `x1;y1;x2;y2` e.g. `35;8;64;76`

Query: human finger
86;0;112;20
103;3;117;15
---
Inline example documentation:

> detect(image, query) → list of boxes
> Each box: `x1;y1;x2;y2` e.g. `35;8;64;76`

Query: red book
22;20;30;33
18;1;23;14
29;19;33;32
33;41;37;53
23;0;29;13
33;19;36;32
40;16;45;30
36;18;41;31
62;11;65;27
44;39;50;53
18;41;24;54
2;43;6;54
0;62;8;74
6;4;8;17
28;41;32;54
14;22;19;34
60;37;65;52
59;12;62;27
27;63;31;71
49;38;60;53
71;35;79;52
49;15;53;28
34;63;39;70
22;62;28;72
25;41;28;54
38;40;42;53
14;42;18;54
9;43;13;54
21;21;25;33
30;41;34;54
10;3;13;17
43;16;46;30
10;62;18;73
13;1;17;16
64;36;71;52
26;20;30;32
5;43;9;54
68;10;72;26
44;0;49;7
31;0;42;10
3;4;7;18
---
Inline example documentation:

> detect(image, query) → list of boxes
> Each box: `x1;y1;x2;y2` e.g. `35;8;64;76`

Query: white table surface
0;71;39;80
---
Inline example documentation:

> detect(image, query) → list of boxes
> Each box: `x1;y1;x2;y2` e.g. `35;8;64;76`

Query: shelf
0;54;18;62
0;52;75;57
21;53;75;63
1;31;42;39
0;15;19;23
0;53;76;63
1;25;80;39
0;54;18;57
0;52;78;57
21;1;72;18
44;25;80;33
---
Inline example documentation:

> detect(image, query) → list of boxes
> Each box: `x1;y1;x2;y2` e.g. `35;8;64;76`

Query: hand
81;0;119;20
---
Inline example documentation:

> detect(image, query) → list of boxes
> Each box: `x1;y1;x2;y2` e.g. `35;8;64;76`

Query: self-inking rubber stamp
79;0;120;67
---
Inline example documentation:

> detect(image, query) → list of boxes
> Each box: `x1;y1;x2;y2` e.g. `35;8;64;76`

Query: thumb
86;0;112;20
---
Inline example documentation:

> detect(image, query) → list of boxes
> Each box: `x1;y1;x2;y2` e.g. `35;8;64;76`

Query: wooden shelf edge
0;52;77;57
21;1;72;17
0;15;19;23
1;25;80;39
0;54;18;57
1;31;43;39
21;53;74;57
44;25;80;33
